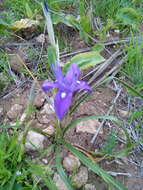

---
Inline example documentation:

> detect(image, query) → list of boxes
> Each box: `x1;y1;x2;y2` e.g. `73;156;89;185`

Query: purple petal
54;90;73;120
41;80;57;92
73;80;92;93
65;63;80;84
53;64;64;82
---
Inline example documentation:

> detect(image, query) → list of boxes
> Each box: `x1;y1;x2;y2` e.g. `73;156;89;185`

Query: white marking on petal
61;92;67;99
76;80;80;84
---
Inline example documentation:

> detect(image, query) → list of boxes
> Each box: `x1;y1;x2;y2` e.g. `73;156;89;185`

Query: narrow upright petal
41;80;57;92
53;64;64;82
54;90;73;120
65;63;80;85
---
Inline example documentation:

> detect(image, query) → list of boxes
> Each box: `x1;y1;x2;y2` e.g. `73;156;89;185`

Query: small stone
84;184;97;190
41;103;54;115
72;167;88;188
36;34;45;44
37;114;50;124
114;29;120;33
43;125;55;135
63;154;81;172
118;109;129;118
33;90;45;108
7;104;23;120
76;119;102;134
53;173;68;190
25;131;45;151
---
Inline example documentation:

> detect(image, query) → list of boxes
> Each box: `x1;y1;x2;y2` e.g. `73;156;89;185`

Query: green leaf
61;140;127;190
55;147;74;190
63;115;120;135
116;7;141;26
0;19;9;29
64;51;105;72
25;3;33;18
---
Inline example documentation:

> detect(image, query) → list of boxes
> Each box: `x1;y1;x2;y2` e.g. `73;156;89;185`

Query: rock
72;167;88;188
76;119;102;134
36;34;45;44
53;173;68;190
25;131;45;151
33;90;45;108
43;125;55;135
9;47;28;73
84;184;97;190
118;109;129;118
41;102;54;115
7;104;23;120
63;154;81;172
37;114;51;124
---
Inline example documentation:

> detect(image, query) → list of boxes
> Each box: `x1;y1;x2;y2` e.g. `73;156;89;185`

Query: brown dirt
1;85;142;189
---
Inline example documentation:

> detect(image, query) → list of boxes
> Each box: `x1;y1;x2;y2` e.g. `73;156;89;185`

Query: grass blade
61;140;127;190
115;78;143;99
55;147;74;190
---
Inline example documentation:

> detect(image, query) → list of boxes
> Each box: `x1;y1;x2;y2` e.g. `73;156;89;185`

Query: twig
91;85;122;144
106;171;132;177
88;49;122;84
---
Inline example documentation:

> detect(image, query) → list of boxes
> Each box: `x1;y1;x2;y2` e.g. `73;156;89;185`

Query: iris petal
73;81;92;93
65;63;80;84
54;90;73;120
53;64;64;82
41;80;57;92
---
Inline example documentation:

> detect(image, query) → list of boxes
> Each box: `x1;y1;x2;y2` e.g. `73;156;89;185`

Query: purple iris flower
41;63;92;120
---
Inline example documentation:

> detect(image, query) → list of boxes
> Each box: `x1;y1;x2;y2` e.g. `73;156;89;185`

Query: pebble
118;109;129;118
53;173;68;190
41;103;54;115
72;167;88;188
63;154;81;172
76;119;102;134
84;184;97;190
25;130;45;151
7;104;23;120
36;34;45;44
33;90;45;108
43;125;55;135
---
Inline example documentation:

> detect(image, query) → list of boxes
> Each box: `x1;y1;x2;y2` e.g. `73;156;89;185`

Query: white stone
7;104;23;120
118;109;129;118
36;34;45;44
53;173;68;190
43;125;55;135
63;154;81;172
84;184;97;190
40;103;54;115
25;131;45;151
72;167;88;188
76;119;102;134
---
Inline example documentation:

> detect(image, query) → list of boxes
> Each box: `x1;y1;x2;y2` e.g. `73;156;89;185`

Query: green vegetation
0;0;143;189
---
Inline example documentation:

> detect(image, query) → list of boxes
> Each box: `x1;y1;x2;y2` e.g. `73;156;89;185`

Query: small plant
123;38;143;86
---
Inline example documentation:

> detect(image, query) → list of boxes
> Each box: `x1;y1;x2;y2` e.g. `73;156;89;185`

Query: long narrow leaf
115;78;143;99
61;140;127;190
55;147;74;190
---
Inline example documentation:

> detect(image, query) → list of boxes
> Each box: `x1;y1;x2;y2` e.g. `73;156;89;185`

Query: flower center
76;80;80;84
61;92;67;99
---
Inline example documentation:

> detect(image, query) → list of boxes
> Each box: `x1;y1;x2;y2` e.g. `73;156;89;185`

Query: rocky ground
0;83;143;189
